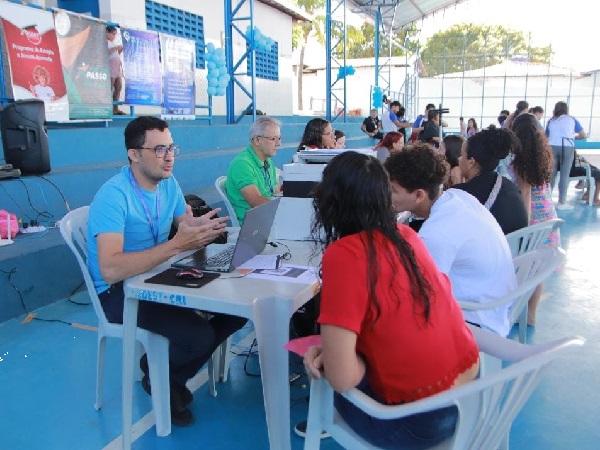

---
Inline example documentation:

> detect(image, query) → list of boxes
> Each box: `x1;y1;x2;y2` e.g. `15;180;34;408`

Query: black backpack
168;194;228;244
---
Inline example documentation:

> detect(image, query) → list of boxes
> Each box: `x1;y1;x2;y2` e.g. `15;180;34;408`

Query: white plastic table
121;240;319;450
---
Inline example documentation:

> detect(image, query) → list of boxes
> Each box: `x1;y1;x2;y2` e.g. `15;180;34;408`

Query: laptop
172;198;280;272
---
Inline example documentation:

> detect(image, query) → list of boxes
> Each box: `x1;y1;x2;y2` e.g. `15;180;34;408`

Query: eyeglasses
322;130;335;137
138;144;180;158
257;135;282;142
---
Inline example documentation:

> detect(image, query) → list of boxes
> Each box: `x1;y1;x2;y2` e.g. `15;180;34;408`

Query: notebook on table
172;198;280;273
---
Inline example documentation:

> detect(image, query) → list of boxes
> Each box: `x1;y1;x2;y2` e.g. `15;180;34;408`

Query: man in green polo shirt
226;116;280;224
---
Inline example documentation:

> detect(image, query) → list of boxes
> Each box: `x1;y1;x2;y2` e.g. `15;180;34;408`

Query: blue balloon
265;44;272;53
206;42;215;53
218;78;228;88
218;66;228;75
214;48;225;58
216;87;226;96
208;86;217;96
207;61;217;70
208;77;219;87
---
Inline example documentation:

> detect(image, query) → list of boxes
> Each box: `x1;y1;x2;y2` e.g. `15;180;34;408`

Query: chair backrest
305;329;585;450
215;176;240;227
59;206;109;328
505;219;563;257
459;246;565;327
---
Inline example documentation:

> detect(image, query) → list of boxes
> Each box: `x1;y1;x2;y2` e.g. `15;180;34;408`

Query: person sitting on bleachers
360;109;383;140
384;143;517;336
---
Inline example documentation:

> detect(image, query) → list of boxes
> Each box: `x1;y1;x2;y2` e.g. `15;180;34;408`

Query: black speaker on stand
1;99;51;175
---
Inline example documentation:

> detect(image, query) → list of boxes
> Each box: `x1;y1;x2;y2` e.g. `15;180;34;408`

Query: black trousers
99;282;247;386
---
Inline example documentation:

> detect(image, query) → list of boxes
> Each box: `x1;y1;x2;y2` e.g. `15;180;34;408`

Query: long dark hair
311;151;432;324
510;113;553;186
297;118;330;150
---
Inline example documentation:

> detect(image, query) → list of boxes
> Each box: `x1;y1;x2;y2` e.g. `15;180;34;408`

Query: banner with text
122;28;161;106
159;34;196;119
0;2;68;121
54;11;112;119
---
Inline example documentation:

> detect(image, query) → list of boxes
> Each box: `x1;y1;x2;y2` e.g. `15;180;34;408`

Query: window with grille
247;42;279;81
145;1;205;69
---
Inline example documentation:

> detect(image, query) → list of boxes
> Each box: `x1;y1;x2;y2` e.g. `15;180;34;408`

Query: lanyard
263;161;274;196
128;168;161;245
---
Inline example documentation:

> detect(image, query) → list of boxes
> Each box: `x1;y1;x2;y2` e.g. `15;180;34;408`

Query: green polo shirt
226;145;277;224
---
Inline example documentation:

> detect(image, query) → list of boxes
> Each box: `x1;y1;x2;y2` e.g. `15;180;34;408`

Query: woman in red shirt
304;151;480;448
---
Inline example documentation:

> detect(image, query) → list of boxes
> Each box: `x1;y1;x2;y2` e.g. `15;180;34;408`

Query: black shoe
293;420;330;439
139;355;193;407
171;407;195;427
170;382;194;411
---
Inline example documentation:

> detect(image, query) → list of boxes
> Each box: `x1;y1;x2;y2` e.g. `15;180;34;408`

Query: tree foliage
343;22;420;58
420;23;551;76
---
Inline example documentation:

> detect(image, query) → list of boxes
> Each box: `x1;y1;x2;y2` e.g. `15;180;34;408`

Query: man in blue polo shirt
226;116;280;224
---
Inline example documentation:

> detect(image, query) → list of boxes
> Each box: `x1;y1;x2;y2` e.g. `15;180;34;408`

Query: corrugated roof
347;0;466;30
258;0;313;22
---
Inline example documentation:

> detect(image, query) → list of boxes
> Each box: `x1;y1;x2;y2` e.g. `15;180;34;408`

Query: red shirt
318;225;479;404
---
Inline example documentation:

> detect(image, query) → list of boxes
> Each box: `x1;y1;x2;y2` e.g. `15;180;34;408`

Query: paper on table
245;265;319;285
284;334;322;357
238;254;281;270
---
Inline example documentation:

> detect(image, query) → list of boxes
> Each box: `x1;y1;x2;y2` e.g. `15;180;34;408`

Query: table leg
253;296;294;450
122;296;139;450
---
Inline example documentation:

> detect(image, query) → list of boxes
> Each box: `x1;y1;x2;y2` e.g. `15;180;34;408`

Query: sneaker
556;203;574;211
293;420;330;439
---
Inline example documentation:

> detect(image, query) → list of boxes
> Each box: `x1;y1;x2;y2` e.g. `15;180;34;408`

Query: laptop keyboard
204;245;235;268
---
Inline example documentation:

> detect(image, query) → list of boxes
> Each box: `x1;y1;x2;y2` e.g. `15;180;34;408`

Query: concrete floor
0;182;598;450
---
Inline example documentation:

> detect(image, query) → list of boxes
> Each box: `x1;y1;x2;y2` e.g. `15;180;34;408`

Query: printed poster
54;11;112;119
159;33;196;119
122;28;161;106
0;2;68;121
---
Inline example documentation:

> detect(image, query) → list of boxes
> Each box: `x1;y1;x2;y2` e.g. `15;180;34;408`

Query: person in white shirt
545;101;586;210
384;142;517;336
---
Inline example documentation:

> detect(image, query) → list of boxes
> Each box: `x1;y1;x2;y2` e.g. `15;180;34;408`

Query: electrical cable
36;175;71;212
0;183;33;221
14;179;53;220
0;267;89;325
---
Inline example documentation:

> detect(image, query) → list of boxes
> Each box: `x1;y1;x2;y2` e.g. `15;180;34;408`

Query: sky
328;0;595;72
414;0;596;72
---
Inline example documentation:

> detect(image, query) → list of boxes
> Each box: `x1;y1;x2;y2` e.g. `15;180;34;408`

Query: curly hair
510;113;553;186
311;151;432;324
297;118;330;150
32;65;50;83
374;131;403;151
384;142;446;200
466;127;521;172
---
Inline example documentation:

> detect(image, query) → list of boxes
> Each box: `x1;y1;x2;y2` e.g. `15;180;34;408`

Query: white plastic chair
215;176;240;227
505;219;564;257
460;246;565;344
304;326;584;450
569;162;595;206
60;206;219;437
